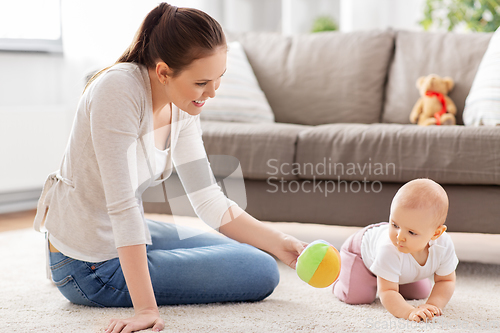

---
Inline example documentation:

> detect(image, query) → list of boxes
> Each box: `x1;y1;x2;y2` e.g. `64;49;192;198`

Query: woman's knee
242;246;280;300
260;252;280;291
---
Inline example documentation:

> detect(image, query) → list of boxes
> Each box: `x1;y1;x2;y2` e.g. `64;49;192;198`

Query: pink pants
333;222;432;305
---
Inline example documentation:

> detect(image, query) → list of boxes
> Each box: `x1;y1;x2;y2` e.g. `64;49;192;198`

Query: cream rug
1;214;500;333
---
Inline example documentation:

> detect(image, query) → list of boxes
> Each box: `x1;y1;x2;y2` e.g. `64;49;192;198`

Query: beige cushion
200;121;309;180
200;41;275;123
231;30;395;125
383;30;493;125
295;123;500;185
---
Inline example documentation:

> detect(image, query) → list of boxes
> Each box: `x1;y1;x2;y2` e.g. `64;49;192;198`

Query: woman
33;3;306;333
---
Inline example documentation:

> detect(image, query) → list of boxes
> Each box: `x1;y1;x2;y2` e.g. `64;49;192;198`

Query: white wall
0;47;70;195
340;0;425;32
283;0;340;35
224;0;282;33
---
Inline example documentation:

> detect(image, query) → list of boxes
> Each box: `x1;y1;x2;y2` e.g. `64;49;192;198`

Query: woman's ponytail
83;2;225;94
117;3;173;65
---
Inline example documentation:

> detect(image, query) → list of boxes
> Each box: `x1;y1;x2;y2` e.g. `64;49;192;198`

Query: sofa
143;29;500;234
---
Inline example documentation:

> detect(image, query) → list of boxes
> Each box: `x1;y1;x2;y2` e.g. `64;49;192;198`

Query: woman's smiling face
167;46;227;116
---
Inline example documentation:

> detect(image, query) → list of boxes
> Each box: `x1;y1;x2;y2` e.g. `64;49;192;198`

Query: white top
33;62;238;264
151;147;170;186
360;224;459;284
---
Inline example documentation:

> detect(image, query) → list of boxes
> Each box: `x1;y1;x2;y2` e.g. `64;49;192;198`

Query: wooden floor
0;209;37;232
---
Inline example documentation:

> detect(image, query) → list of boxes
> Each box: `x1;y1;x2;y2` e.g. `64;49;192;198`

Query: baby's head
388;179;449;254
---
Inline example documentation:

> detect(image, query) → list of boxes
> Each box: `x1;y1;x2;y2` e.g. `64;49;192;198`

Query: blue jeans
49;219;280;307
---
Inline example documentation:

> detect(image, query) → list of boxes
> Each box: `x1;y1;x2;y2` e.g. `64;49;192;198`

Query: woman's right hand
272;234;308;270
106;308;165;333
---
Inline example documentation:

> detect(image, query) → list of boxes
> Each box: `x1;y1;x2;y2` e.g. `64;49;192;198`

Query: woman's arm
106;245;165;333
219;205;307;269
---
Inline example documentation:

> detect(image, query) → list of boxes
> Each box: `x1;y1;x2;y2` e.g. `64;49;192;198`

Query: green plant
311;16;338;33
420;0;500;32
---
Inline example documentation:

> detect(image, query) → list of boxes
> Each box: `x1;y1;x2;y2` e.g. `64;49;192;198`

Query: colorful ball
296;240;341;288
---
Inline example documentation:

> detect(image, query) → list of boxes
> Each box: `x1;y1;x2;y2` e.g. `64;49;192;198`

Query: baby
333;178;459;322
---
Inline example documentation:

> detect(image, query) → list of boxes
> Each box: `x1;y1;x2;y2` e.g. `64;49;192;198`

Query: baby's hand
407;304;441;322
418;304;442;317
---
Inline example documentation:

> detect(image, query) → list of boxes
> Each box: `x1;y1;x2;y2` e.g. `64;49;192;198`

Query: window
0;0;62;53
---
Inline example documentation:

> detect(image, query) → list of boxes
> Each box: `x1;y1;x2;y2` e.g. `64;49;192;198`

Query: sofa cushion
230;30;394;125
295;123;500;185
200;121;309;180
382;30;493;125
200;41;275;123
463;27;500;126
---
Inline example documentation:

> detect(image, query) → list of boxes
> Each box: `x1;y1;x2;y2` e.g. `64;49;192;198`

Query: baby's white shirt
360;224;459;284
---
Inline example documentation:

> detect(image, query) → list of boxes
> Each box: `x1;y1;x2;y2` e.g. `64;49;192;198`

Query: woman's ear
156;62;172;84
431;225;447;240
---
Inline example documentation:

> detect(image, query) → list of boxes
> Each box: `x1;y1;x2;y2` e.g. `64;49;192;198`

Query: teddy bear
409;74;457;126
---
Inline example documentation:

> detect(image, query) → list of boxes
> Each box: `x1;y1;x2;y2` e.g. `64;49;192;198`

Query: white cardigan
33;62;237;263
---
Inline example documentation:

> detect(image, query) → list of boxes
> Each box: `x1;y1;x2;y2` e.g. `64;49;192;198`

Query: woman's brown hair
83;2;226;93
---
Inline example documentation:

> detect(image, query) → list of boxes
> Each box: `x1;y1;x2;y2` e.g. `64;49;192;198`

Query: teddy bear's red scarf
425;91;447;125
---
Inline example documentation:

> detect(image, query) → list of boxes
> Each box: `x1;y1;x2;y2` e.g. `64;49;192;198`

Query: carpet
1;214;499;333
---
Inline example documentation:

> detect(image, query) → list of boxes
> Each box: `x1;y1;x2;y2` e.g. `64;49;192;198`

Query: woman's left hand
273;235;308;269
